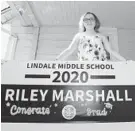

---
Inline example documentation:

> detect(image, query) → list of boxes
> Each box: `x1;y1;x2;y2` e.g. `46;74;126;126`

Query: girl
56;12;126;61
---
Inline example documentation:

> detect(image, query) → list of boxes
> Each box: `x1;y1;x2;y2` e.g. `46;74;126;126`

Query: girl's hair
79;12;100;33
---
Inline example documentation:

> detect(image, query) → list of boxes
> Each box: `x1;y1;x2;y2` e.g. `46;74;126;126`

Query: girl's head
79;12;100;33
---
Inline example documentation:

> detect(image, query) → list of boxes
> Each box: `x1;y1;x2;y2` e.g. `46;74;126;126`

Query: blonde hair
79;12;100;33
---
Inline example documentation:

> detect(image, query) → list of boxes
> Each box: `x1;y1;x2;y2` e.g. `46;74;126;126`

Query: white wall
11;25;135;61
36;26;77;60
118;29;135;60
12;27;34;60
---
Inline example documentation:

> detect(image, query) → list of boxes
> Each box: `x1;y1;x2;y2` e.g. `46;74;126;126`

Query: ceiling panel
28;1;135;29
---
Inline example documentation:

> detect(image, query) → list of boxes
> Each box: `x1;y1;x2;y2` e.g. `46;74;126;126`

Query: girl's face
83;13;96;30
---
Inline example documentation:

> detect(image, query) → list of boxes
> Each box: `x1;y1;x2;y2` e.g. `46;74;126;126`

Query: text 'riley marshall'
5;89;132;102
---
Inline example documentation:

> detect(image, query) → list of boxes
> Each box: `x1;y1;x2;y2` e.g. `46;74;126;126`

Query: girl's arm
56;33;80;60
102;36;126;61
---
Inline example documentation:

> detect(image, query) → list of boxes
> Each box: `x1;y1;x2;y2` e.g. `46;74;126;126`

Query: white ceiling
21;1;135;29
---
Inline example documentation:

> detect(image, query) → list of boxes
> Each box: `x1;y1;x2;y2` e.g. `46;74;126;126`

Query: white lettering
53;90;63;101
116;90;123;101
21;89;28;101
65;90;74;101
87;108;108;116
30;90;38;101
16;89;20;101
106;90;115;101
10;105;17;115
40;90;48;101
86;90;94;101
125;90;132;101
76;90;84;101
96;90;105;101
10;105;50;116
5;89;14;101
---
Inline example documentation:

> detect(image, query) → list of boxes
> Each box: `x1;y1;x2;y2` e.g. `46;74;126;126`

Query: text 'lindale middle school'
27;63;114;70
5;89;132;102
